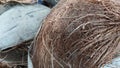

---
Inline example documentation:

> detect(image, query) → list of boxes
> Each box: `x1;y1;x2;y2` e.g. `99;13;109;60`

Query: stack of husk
31;0;120;68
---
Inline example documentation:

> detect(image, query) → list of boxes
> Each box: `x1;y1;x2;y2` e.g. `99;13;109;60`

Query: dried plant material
0;60;10;68
31;0;120;68
0;41;31;68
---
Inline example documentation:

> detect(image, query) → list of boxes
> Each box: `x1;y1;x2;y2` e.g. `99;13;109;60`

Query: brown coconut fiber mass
0;61;10;68
31;0;120;68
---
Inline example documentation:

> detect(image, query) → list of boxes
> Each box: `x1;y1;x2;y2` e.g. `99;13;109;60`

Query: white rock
0;4;50;50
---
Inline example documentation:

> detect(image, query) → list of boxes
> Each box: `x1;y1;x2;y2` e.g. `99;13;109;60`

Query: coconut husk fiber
31;0;120;68
0;40;31;68
0;61;10;68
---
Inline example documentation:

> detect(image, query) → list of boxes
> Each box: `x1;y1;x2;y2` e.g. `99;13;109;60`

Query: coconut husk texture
31;0;120;68
0;40;31;68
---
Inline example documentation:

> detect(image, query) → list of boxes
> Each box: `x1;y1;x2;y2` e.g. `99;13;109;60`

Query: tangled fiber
31;0;120;68
0;41;31;68
0;60;10;68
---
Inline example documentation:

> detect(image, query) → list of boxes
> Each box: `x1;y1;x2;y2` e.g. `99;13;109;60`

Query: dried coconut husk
31;0;120;68
0;40;31;68
0;60;10;68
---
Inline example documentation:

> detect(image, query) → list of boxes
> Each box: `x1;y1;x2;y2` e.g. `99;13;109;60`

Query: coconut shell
31;0;120;68
0;40;32;68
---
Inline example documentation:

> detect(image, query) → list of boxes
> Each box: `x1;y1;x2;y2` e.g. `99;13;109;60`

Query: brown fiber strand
31;0;120;68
